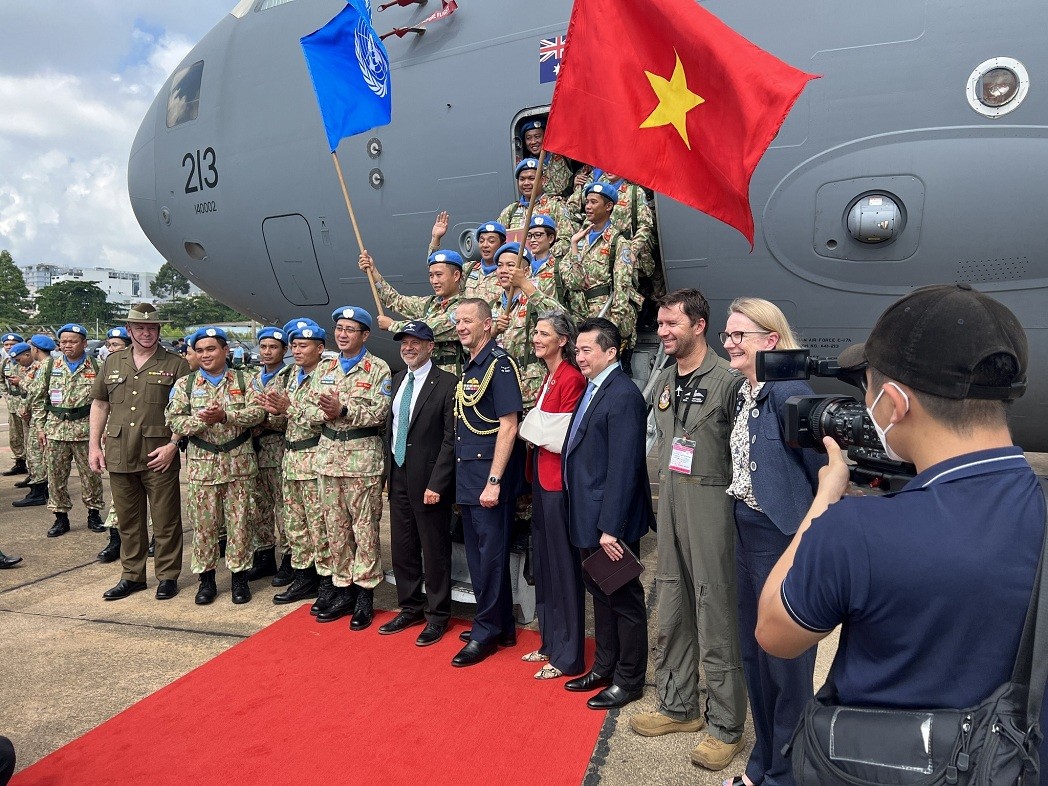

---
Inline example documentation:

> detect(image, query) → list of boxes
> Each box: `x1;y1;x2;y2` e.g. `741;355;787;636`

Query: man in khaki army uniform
262;320;329;606
91;303;190;601
560;182;643;352
13;336;56;508
568;168;658;280
519;118;573;198
166;327;265;606
1;332;29;477
29;323;104;538
359;248;464;375
245;325;293;585
497;158;577;262
310;306;392;630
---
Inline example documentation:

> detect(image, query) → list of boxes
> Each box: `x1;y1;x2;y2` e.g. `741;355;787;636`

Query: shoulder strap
43;357;55;391
185;370;197;398
631;185;638;235
1013;477;1048;725
236;369;247;393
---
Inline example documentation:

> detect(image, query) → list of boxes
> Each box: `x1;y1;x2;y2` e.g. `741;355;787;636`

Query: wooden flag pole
507;149;548;303
331;151;385;318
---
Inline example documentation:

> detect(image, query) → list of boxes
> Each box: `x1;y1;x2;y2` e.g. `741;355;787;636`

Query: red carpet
14;609;604;786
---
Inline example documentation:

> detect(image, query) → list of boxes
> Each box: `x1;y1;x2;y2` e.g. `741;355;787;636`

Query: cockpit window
257;0;296;10
167;61;204;128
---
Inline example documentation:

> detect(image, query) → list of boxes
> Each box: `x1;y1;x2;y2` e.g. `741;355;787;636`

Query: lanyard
672;370;705;438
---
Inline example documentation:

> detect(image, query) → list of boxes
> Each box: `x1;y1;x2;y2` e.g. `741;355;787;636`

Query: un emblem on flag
355;18;389;98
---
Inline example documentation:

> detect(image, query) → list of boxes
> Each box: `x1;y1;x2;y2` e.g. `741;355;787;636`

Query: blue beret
191;327;228;348
290;325;326;342
515;158;539;178
184;331;199;345
256;326;287;344
331;306;372;330
30;335;56;352
475;221;507;241
585;181;619;203
9;342;31;357
58;323;88;338
519;119;545;135
2;333;24;343
393;321;435;342
106;327;130;342
282;318;320;336
528;214;557;235
494;241;534;266
427;250;464;269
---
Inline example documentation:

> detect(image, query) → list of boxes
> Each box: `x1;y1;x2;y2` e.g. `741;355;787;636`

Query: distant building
19;265;201;306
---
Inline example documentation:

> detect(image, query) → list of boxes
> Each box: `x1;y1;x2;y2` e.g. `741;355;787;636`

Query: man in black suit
377;321;458;646
563;318;653;710
0;735;13;786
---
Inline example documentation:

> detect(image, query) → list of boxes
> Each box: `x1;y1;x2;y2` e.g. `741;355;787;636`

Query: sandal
534;664;564;680
521;650;550;662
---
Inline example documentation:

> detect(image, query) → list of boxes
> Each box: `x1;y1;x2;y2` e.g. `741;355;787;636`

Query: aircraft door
262;214;330;306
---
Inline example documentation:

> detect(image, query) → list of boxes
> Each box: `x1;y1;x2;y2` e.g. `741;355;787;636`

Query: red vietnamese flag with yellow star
542;0;818;245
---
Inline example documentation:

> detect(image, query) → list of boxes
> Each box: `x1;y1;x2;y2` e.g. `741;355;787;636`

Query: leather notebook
582;543;643;595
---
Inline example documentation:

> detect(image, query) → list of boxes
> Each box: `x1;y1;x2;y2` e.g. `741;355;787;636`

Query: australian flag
539;34;567;84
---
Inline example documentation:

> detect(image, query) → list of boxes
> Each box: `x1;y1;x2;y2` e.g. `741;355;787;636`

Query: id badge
669;437;695;474
50;389;63;406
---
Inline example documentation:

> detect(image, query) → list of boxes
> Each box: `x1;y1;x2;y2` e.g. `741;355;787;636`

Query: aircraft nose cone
128;96;160;243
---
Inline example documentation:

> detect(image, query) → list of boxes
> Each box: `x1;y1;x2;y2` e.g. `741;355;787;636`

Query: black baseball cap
393;321;435;342
837;283;1027;400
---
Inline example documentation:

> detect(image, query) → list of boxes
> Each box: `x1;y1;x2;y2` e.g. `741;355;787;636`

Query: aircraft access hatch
262;214;330;306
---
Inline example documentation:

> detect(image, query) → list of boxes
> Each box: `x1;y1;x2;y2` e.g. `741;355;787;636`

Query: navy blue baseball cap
393;321;435;342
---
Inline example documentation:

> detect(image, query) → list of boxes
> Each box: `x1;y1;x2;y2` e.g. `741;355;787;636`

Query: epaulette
491;347;508;358
727;367;742;378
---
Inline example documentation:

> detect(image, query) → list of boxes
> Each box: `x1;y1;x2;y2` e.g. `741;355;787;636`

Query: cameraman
756;284;1047;770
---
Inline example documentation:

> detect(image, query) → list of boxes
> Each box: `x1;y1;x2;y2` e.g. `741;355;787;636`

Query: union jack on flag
539;34;567;84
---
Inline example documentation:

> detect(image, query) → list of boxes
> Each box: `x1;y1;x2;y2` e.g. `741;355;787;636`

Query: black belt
584;284;611;300
256;428;283;439
188;431;252;454
285;435;321;451
45;403;91;421
321;425;380;442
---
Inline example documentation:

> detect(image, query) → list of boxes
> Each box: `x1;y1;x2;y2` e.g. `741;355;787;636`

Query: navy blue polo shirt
782;446;1045;709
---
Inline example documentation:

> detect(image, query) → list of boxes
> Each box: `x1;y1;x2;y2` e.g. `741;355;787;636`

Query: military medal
657;383;671;411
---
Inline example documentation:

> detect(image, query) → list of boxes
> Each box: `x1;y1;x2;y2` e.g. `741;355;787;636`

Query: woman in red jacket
520;310;587;679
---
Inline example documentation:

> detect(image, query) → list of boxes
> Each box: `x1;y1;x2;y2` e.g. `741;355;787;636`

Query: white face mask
867;382;910;463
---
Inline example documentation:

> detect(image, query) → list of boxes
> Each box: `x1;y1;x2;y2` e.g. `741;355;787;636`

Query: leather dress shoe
565;671;613;693
155;579;178;600
378;610;425;635
458;628;517;647
587;685;643;710
0;553;23;569
415;622;447;647
451;640;497;667
103;579;147;600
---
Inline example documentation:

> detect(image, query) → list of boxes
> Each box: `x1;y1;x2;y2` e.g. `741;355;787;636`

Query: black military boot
245;546;277;581
271;552;294;587
97;529;121;563
316;584;358;623
195;570;218;605
349;587;375;631
87;508;106;532
231;571;252;604
47;512;71;538
14;476;31;489
12;482;47;508
1;459;28;476
272;565;319;604
310;575;336;616
147;536;156;557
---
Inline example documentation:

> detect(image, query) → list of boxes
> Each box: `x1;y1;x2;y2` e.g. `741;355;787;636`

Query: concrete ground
2;400;1042;785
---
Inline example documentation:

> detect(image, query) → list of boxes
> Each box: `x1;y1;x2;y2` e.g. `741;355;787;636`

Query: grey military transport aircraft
128;0;1048;450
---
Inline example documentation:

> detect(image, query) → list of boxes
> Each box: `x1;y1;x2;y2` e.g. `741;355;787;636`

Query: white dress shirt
391;359;433;448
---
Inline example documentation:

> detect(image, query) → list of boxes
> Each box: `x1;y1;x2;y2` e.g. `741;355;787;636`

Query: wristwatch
487;475;501;485
339;405;348;418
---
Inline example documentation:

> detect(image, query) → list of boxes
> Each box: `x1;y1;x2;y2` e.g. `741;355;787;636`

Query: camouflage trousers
8;408;25;460
46;439;103;514
24;416;46;483
186;479;255;574
282;477;329;572
318;474;383;590
251;467;286;554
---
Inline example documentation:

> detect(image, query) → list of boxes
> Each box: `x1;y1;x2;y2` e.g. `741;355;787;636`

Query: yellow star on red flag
640;51;705;150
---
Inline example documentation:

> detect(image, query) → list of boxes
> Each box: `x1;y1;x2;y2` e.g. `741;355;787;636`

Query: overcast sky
0;1;232;274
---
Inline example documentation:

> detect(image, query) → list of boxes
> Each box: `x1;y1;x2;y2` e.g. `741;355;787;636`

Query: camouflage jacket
13;360;40;419
29;354;100;441
541;153;574;199
529;254;562;301
250;364;293;469
166;368;265;485
497;194;578;262
462;262;503;303
491;288;561;410
567;176;657;276
559;225;641;346
1;357;23;399
314;351;392;478
377;281;463;374
281;364;328;482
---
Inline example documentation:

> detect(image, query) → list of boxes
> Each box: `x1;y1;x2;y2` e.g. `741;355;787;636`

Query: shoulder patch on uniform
491;347;508;358
379;377;392;397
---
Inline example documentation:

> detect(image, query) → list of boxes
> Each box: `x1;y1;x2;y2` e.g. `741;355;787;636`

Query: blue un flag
301;1;391;152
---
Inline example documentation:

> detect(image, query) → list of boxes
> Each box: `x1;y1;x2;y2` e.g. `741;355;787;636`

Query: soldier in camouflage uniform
519;118;573;199
568;169;658;279
165;327;264;606
524;214;563;301
244;325;293;584
463;221;507;303
311;306;392;630
12;336;56;508
6;343;34;483
264;320;328;605
497;158;578;262
559;182;643;351
359;248;464;375
1;332;28;476
29;324;104;537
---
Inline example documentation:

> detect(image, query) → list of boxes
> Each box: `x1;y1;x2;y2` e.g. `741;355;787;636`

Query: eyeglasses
718;330;770;345
526;232;550;240
333;326;366;334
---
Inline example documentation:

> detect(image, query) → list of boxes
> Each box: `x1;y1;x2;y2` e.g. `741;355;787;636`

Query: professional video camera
755;349;916;491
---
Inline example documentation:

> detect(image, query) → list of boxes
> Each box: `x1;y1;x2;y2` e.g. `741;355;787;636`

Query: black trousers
580;539;647;692
388;464;452;624
0;735;14;786
461;501;515;646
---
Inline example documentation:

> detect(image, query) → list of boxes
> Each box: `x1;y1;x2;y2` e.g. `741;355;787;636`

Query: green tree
159;294;250;329
34;280;118;328
150;262;190;299
0;249;31;323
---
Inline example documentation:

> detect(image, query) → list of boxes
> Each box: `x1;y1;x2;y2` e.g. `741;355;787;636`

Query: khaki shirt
92;346;190;473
